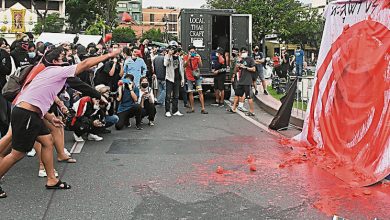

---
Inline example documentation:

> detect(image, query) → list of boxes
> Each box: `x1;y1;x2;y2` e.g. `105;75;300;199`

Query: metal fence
288;75;315;120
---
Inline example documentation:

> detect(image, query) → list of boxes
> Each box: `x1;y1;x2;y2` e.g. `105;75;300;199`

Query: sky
143;0;207;8
143;0;309;9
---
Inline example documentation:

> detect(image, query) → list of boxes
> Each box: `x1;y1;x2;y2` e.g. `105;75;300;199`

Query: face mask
191;52;196;57
241;53;248;58
28;52;36;58
141;83;148;89
113;48;118;52
93;104;100;110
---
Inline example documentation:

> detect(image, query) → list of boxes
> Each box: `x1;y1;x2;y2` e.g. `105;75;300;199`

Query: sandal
46;180;71;190
227;108;236;113
201;109;208;114
245;112;255;116
58;157;77;163
0;186;7;198
186;109;195;113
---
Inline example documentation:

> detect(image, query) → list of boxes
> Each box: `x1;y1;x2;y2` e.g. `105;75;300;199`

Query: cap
95;84;110;93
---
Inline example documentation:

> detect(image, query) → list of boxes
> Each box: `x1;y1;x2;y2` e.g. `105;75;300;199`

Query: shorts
214;73;226;91
187;79;203;93
253;66;265;81
11;107;50;153
235;85;252;99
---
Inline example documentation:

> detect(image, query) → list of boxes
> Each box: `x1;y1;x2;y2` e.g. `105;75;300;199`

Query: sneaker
264;90;269;95
38;169;59;178
218;102;225;107
127;120;132;128
0;185;7;198
73;133;84;142
165;112;172;117
211;101;219;106
87;134;103;141
136;126;143;130
27;149;36;157
64;148;71;157
101;128;111;134
149;121;155;126
237;106;248;112
173;111;183;116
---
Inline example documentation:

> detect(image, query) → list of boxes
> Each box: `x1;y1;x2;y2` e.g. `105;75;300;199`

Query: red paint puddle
175;136;390;219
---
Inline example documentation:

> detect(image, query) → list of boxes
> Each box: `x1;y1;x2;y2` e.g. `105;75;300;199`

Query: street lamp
162;14;169;43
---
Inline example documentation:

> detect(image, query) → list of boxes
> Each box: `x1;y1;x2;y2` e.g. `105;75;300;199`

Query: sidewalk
253;85;305;128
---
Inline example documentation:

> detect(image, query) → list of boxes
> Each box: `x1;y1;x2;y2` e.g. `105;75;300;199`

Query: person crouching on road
115;74;143;130
138;76;156;126
70;97;107;142
0;45;122;198
228;47;257;116
95;85;119;132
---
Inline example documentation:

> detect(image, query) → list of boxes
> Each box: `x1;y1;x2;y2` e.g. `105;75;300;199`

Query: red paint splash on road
175;136;390;219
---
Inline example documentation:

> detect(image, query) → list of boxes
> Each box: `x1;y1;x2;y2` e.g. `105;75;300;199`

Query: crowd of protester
0;32;275;198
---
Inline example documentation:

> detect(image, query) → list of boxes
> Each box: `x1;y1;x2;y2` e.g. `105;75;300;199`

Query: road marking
225;100;285;138
70;141;85;154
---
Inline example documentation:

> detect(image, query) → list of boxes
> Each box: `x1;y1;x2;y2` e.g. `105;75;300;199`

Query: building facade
116;0;143;24
142;7;180;36
0;0;65;34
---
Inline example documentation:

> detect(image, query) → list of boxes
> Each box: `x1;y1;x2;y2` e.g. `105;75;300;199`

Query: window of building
168;14;177;22
6;0;31;9
117;3;127;8
150;14;155;25
132;13;140;21
33;1;59;11
168;24;177;32
132;3;140;9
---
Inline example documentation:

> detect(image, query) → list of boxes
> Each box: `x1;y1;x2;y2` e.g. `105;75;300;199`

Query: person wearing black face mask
138;76;156;126
10;37;32;68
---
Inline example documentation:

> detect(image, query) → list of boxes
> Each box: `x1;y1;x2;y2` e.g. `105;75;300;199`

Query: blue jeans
105;115;119;128
157;79;166;105
296;63;303;76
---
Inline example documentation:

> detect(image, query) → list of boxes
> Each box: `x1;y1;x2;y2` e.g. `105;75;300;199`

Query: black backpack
1;64;34;102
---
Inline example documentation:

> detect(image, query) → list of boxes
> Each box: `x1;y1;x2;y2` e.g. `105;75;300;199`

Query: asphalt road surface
0;98;388;220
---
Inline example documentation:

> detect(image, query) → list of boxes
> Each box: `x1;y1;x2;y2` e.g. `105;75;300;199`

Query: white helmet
169;41;178;47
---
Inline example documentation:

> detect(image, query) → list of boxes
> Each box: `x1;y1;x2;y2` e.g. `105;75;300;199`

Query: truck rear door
231;14;252;53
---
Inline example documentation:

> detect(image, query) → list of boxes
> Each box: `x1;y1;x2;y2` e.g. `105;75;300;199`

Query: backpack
1;64;34;102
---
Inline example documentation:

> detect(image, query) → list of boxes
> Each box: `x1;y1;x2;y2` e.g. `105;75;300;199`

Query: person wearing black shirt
94;57;123;92
229;47;257;116
280;48;290;79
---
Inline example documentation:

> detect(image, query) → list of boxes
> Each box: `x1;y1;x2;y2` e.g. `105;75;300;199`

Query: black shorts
235;85;252;99
11;107;50;153
214;73;226;91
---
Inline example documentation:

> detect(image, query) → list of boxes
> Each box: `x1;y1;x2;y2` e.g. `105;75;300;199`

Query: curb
253;91;304;129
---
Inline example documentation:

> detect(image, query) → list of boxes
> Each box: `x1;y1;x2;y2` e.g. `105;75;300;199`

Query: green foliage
112;27;136;43
207;0;324;48
66;0;119;33
141;28;164;42
85;16;109;35
33;13;65;34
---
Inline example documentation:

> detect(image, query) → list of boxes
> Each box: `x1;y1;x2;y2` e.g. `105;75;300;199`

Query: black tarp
269;78;298;130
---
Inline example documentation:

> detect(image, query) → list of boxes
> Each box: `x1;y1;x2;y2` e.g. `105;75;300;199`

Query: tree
141;28;164;42
33;13;65;34
279;7;324;50
31;0;50;31
66;0;119;33
85;16;109;35
206;0;322;51
112;27;136;43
